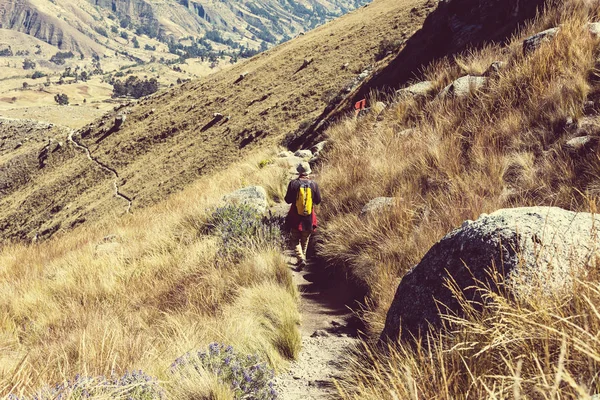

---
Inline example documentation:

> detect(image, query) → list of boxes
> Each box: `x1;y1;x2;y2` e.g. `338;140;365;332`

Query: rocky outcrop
523;28;559;55
381;207;600;343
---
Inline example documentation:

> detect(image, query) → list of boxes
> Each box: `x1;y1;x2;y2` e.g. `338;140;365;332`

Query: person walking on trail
285;161;321;270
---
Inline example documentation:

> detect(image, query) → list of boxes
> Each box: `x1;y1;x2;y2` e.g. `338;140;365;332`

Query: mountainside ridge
0;0;434;244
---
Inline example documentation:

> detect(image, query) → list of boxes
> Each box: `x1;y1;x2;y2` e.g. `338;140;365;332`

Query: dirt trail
67;130;133;213
272;250;360;399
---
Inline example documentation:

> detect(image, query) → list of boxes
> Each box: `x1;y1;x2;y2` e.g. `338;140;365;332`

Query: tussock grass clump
0;149;298;397
339;275;600;399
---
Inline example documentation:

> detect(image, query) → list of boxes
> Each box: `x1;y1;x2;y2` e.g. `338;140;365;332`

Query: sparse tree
54;93;69;105
22;59;36;70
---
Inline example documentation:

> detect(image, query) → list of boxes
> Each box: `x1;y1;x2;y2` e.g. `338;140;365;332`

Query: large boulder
222;186;268;214
381;207;600;343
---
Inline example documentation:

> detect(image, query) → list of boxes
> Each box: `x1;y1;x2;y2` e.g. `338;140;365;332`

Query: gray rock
277;150;294;158
381;207;600;343
397;81;435;98
311;141;328;155
483;61;506;77
223;186;268;214
311;330;331;338
277;155;304;169
589;22;600;37
523;28;559;55
564;136;598;153
360;197;395;217
439;76;487;98
294;149;313;159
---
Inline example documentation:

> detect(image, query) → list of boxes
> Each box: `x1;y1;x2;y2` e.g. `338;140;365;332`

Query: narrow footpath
67;130;133;213
272;251;360;399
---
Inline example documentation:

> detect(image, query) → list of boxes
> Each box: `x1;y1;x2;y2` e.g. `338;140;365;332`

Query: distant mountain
0;0;367;57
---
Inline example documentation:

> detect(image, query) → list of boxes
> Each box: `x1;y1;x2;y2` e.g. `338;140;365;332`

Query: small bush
31;71;46;79
8;370;165;400
50;51;74;65
22;59;36;70
54;93;69;105
207;204;282;261
258;159;274;169
170;343;277;400
95;26;109;38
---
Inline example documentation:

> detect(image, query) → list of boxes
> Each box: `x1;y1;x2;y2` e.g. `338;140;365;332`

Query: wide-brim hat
297;162;312;176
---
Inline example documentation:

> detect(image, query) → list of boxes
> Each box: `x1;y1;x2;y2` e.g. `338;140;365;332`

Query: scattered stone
277;150;294;158
564;116;578;132
523;27;559;55
102;234;118;243
341;63;349;70
311;330;330;338
381;207;600;343
213;112;224;119
301;58;314;69
439;76;487;98
372;101;387;115
277;155;304;169
294;149;313;159
14;142;22;149
360;197;396;217
311;141;328;155
114;114;126;129
564;135;598;153
483;61;506;77
397;81;435;98
588;22;600;37
223;186;268;214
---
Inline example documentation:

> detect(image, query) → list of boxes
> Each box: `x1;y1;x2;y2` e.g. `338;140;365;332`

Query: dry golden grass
314;0;600;398
0;147;298;397
339;272;600;399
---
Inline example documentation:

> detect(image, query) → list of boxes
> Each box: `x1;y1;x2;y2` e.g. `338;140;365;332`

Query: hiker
285;162;322;269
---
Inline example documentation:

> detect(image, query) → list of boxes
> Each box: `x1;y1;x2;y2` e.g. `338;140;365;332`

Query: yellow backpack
296;181;313;216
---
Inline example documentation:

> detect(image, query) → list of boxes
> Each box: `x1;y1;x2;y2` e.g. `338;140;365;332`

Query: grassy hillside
0;0;433;243
0;148;299;397
312;0;600;397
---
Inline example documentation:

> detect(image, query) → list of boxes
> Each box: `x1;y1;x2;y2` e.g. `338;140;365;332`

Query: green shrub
207;204;282;261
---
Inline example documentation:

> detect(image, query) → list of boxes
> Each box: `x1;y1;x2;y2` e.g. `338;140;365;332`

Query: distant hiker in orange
285;162;322;269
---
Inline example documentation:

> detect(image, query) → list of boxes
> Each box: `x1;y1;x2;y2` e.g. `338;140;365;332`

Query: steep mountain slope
293;0;548;148
0;0;434;243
